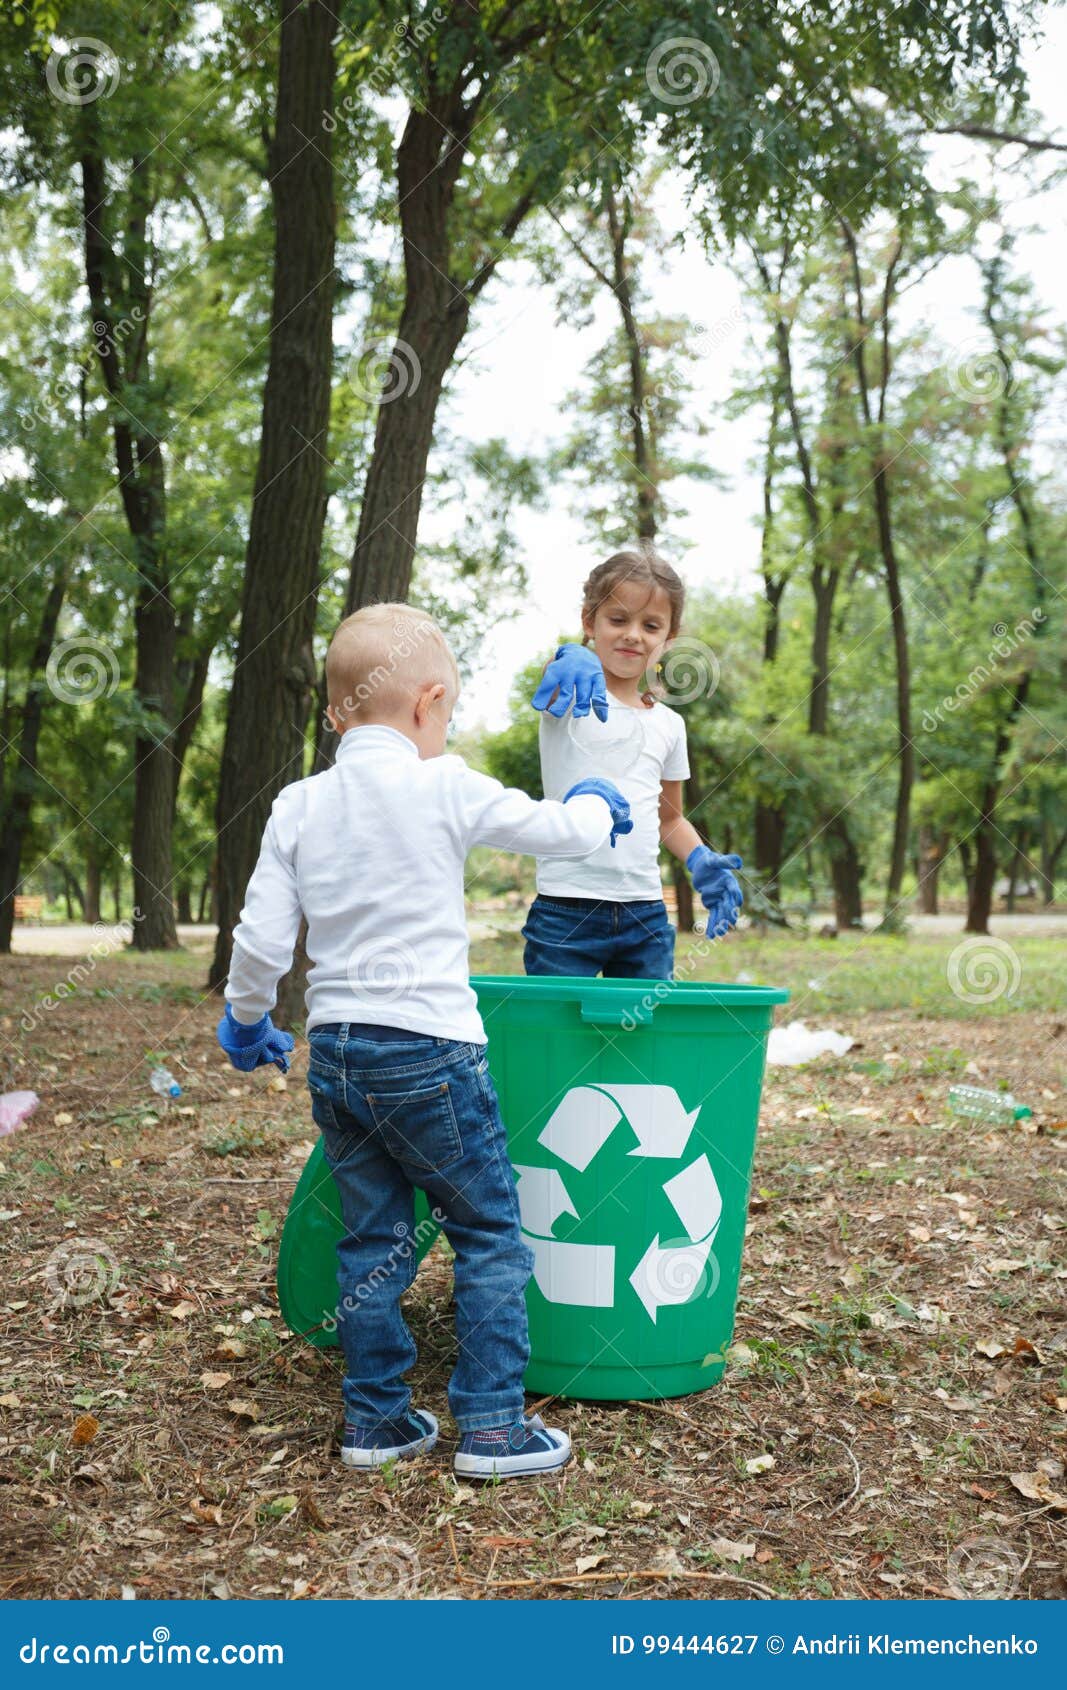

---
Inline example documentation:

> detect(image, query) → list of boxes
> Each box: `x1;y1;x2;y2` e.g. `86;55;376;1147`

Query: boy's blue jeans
306;1022;533;1432
523;893;675;981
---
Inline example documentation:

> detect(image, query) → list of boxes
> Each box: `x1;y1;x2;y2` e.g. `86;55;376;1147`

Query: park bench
13;895;45;923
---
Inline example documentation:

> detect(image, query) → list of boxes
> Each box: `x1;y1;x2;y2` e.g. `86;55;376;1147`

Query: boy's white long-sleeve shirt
224;724;612;1043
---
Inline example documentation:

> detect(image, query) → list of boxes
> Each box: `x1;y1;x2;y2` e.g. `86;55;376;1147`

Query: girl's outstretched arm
659;779;702;862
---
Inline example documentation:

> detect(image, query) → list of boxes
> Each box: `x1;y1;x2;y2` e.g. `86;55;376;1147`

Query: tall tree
209;0;340;993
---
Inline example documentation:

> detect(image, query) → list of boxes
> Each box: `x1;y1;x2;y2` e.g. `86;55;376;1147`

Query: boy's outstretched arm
452;763;626;858
222;797;304;1055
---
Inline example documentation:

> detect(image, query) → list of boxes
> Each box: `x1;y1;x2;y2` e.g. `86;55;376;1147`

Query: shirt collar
334;724;420;762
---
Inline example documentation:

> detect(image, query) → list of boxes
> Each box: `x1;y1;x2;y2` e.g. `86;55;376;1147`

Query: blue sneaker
340;1408;438;1469
453;1412;571;1479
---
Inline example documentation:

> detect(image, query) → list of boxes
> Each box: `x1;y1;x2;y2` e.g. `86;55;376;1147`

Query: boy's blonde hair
326;602;459;725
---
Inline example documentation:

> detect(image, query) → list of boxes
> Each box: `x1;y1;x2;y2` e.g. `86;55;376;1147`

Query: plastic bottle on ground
149;1066;182;1100
947;1083;1032;1123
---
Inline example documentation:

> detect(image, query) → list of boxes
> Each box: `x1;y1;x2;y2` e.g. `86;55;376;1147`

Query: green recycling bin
278;973;786;1397
277;1139;438;1347
478;974;787;1400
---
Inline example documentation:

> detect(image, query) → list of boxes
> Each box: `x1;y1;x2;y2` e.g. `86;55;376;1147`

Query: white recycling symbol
514;1084;722;1323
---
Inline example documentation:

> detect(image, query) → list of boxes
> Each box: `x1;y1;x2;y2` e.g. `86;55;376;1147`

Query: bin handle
579;994;656;1026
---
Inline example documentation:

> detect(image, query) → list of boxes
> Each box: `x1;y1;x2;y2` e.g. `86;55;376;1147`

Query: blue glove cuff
224;1004;269;1045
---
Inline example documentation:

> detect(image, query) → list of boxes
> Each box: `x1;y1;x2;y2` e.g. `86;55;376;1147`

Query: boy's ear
414;682;447;723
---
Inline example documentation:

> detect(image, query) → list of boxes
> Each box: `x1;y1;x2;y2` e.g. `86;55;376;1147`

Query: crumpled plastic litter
0;1090;39;1136
766;1022;853;1066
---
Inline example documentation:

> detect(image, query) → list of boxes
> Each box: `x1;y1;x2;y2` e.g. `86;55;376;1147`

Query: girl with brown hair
525;546;743;980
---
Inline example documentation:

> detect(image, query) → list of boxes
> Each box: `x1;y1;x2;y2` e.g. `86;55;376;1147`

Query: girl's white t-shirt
536;698;690;901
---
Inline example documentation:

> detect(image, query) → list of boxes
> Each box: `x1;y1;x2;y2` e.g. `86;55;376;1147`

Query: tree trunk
176;884;193;924
1005;826;1030;911
80;120;179;952
827;816;864;928
84;857;102;925
129;577;179;949
197;870;213;925
1039;820;1066;906
840;222;912;914
958;837;975;904
753;380;787;905
966;791;998;934
962;258;1050;935
754;802;786;904
605;184;656;539
0;562;68;953
916;825;946;915
672;859;694;935
209;0;340;995
113;872;123;922
340;103;473;619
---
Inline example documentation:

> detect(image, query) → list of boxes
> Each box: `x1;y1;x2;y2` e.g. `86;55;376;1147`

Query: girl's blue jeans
306;1022;532;1432
522;893;676;981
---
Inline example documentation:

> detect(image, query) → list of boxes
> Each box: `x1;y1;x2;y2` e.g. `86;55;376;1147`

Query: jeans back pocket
366;1077;464;1174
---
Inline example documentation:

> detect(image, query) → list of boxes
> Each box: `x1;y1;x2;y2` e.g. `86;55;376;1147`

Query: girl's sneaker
340;1408;438;1469
453;1412;571;1479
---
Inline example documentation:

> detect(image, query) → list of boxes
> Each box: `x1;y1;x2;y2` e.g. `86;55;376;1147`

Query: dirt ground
1;939;1064;1602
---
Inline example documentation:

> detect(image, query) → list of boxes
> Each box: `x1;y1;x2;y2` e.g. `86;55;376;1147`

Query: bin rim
471;972;789;1007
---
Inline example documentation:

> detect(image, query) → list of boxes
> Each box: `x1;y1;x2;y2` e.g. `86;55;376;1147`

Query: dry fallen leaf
224;1399;260;1421
190;1499;224;1525
1011;1336;1045;1364
575;1553;607;1574
71;1413;99;1447
975;1338;1007;1359
54;1112;73;1127
744;1454;776;1475
213;1339;247;1361
200;1372;233;1391
0;1392;21;1409
1009;1470;1067;1510
708;1535;756;1563
628;1500;654;1519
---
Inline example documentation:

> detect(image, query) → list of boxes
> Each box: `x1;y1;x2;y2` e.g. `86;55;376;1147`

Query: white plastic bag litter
766;1022;853;1066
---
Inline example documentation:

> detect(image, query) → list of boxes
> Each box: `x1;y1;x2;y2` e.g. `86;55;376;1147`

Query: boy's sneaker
453;1412;571;1479
340;1408;438;1469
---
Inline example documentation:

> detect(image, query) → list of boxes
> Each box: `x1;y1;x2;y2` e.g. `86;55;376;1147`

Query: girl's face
584;580;675;686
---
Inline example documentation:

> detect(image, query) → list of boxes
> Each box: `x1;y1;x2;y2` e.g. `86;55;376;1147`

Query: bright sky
422;10;1067;732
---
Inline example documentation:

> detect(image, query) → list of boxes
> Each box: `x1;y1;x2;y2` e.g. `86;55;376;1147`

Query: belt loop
336;1024;349;1062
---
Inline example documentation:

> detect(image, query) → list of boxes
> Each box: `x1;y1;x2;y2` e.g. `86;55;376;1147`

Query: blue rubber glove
564;777;633;848
532;643;609;721
687;846;744;937
216;1003;295;1074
